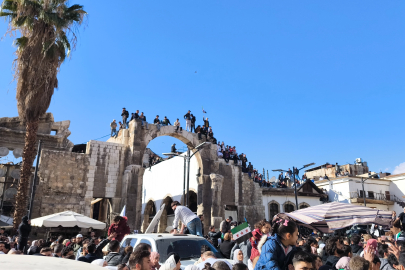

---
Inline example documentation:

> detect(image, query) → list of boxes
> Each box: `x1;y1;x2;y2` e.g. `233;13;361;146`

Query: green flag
231;222;252;244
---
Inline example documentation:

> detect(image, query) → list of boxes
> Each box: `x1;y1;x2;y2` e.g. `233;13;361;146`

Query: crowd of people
2;207;405;270
110;108;259;175
202;211;405;270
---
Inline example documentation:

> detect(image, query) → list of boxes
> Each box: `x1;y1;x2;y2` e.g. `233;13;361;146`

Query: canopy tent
275;202;392;233
31;211;106;230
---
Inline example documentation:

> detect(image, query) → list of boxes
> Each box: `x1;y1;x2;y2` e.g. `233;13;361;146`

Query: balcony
349;190;400;205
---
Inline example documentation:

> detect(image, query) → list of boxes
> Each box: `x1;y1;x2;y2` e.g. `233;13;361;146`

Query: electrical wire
81;134;110;144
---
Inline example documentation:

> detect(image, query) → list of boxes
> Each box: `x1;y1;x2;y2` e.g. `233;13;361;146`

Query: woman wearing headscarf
151;251;161;270
360;239;377;257
27;240;39;255
161;253;181;270
336;257;351;270
233;249;244;264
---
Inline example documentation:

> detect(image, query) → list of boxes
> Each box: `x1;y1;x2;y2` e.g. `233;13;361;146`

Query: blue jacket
254;234;297;270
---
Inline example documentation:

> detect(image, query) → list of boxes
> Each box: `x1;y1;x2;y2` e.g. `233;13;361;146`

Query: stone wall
33;150;90;218
35;140;128;219
36;117;266;231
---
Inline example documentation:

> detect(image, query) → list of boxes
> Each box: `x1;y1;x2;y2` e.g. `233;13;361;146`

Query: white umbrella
31;211;106;229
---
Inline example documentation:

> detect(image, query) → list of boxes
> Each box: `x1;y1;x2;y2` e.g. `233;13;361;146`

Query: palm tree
0;0;86;229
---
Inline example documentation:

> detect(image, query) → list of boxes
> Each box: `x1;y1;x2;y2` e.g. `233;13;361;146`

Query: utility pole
361;177;366;207
28;140;42;219
186;148;191;207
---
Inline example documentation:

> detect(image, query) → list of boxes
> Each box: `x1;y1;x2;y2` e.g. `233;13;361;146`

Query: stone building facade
32;115;265;232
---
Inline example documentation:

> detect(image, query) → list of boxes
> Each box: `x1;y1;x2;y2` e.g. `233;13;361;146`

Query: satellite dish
4;188;17;199
270;176;276;182
0;147;9;157
10;169;20;179
13;148;23;158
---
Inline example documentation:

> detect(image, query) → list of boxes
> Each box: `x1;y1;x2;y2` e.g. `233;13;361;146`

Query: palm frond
14;36;28;49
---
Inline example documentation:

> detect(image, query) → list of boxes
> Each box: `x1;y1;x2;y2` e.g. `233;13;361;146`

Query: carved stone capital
210;174;224;190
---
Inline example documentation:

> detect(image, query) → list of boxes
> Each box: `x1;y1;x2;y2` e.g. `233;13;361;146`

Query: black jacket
325;255;340;269
78;253;101;263
220;240;235;259
350;244;363;256
18;216;31;238
208;231;222;247
121;110;129;118
184;113;191;120
95;238;110;259
162;118;171;125
191;116;196;124
154;118;160;124
171;145;177;153
105;252;124;266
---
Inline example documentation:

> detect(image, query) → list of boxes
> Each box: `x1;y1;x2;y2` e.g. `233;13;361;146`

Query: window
284;203;295;213
269;203;279;219
368;191;374;199
140;239;152;246
121;237;138;248
300;204;309;209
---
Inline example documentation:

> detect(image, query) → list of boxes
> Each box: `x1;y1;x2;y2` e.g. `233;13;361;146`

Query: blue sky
1;1;404;178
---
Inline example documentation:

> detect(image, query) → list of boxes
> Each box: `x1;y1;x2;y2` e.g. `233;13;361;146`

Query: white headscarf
91;259;106;267
27;240;38;254
161;255;177;270
233;249;243;263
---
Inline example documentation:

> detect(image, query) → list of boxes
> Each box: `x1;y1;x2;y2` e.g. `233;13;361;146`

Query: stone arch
107;118;265;232
123;120;217;229
283;201;296;213
158;196;174;233
141;200;156;232
299;202;310;209
268;200;280;221
180;188;198;211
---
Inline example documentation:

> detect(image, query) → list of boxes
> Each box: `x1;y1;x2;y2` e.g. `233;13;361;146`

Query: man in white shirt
171;201;202;236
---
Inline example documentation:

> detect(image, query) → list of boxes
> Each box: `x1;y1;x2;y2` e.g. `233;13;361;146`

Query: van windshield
156;238;223;262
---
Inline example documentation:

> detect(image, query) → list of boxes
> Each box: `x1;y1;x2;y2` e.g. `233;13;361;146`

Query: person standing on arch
171;201;202;236
184;110;191;132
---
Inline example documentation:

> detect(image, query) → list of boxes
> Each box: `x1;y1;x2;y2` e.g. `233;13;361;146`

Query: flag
202;106;207;113
120;205;126;217
231;222;252;244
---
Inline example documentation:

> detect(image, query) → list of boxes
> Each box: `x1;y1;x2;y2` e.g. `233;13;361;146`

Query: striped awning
276;202;392;233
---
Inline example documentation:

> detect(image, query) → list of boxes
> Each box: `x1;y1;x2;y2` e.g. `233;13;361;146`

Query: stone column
210;173;224;229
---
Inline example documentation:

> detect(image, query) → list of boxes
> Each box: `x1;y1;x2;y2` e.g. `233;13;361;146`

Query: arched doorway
299;202;310;209
158;196;174;232
268;200;280;220
141;200;156;232
188;190;197;213
284;201;296;213
108;120;215;230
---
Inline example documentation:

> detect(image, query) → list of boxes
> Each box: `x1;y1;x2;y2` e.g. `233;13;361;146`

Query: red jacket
108;216;131;242
250;228;263;260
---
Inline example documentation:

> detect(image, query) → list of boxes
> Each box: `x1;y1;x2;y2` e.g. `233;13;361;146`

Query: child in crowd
292;251;314;270
250;220;271;260
254;218;299;270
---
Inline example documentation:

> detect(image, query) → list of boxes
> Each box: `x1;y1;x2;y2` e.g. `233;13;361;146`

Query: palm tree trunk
13;120;39;230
